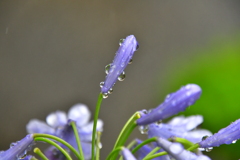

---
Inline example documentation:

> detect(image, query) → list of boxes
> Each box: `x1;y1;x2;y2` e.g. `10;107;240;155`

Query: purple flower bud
199;119;240;148
0;134;34;160
101;35;138;95
147;116;212;143
121;148;137;160
156;138;211;160
137;84;202;125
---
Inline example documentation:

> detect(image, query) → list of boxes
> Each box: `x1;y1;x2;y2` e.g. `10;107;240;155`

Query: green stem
96;131;102;160
113;112;141;149
33;133;81;159
143;147;160;160
108;112;140;160
131;137;157;154
33;148;49;160
34;137;72;160
171;137;194;149
70;121;85;160
187;143;200;151
106;147;123;160
91;93;103;160
143;151;167;160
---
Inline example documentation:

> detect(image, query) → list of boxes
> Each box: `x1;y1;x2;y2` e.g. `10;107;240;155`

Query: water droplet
118;71;125;81
128;59;133;64
108;88;113;94
232;140;237;144
100;82;104;88
97;142;102;149
155;120;162;125
119;39;125;46
205;147;213;152
105;64;111;74
142;109;148;114
139;125;149;134
10;142;17;148
202;135;209;141
136;43;139;50
102;93;108;99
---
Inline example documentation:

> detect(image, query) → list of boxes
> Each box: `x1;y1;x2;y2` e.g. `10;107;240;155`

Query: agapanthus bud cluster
1;34;240;160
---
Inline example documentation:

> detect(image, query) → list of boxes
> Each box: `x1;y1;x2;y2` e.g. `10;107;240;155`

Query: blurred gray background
0;0;240;159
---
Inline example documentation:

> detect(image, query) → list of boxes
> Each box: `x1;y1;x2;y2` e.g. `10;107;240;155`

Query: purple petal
121;148;137;160
137;84;202;125
44;146;66;160
199;119;240;148
148;123;211;144
0;134;34;160
46;111;67;128
156;138;211;160
26;119;55;135
167;115;203;131
101;35;138;94
68;103;91;127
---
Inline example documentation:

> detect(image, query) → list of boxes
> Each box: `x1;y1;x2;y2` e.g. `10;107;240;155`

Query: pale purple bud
101;35;138;94
0;134;34;160
199;119;240;148
137;84;202;125
156;138;211;160
121;148;137;160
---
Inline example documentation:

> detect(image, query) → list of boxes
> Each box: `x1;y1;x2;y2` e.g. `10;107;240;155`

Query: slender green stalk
113;112;141;149
34;137;72;160
131;137;157;154
33;148;49;160
70;121;85;160
187;143;200;151
106;147;123;160
31;157;39;160
175;137;194;150
91;93;103;160
142;147;160;160
96;131;102;160
143;151;167;160
33;133;81;159
126;139;137;149
107;112;140;160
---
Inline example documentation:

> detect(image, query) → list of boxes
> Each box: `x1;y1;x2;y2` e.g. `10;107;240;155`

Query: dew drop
139;125;149;134
105;64;111;74
128;59;133;64
205;147;213;152
108;88;113;94
102;93;108;99
97;142;103;149
100;82;104;88
232;140;237;144
202;135;209;141
118;71;125;81
119;39;125;46
136;43;139;50
155;120;162;125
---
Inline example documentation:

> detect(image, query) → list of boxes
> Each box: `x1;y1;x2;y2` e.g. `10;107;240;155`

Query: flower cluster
1;35;240;160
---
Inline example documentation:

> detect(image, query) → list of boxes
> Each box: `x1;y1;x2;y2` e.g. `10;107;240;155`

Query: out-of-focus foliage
159;33;240;159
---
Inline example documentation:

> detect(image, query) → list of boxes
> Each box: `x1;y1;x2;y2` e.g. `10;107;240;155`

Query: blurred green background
1;1;240;159
157;34;240;159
